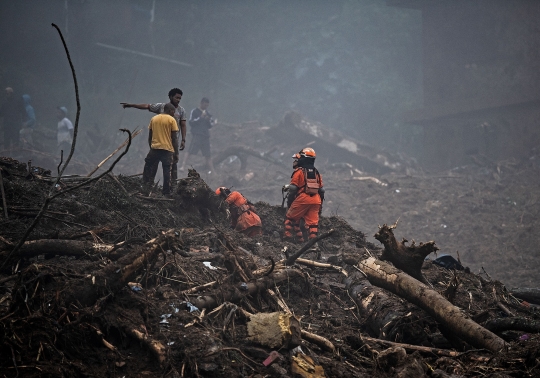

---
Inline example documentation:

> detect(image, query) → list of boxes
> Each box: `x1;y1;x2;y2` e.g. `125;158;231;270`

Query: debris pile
0;156;539;377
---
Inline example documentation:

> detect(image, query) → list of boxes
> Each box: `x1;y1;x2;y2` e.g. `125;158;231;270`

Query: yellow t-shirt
148;113;179;152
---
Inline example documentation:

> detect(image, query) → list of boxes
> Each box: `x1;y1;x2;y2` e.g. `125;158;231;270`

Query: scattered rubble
0;154;539;377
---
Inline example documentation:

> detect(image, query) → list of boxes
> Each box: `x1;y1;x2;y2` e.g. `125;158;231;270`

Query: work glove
287;194;295;208
318;187;325;202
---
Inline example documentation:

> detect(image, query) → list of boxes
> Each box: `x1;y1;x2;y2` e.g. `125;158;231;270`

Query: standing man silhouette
121;88;187;183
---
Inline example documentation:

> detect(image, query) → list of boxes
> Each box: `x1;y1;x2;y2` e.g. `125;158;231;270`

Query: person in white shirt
56;106;73;156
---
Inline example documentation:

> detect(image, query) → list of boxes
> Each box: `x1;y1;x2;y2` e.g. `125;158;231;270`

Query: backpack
303;168;320;196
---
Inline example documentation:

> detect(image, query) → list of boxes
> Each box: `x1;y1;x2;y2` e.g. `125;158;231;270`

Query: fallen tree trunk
484;317;540;334
111;230;176;284
0;239;114;258
510;287;540;305
357;336;491;362
345;272;428;344
359;257;507;352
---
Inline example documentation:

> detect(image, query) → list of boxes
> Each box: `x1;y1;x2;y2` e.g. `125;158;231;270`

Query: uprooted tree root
375;221;439;284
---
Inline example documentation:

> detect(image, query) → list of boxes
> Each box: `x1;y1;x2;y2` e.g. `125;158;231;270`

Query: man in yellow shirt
142;103;179;197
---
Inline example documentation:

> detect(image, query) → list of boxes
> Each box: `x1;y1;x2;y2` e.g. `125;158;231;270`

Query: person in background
57;106;74;156
283;147;325;243
181;97;216;173
142;103;179;197
121;88;187;183
19;94;36;148
215;186;262;237
0;87;24;149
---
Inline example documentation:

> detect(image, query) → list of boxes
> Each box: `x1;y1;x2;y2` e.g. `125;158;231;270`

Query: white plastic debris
160;313;172;324
185;302;199;313
203;261;217;270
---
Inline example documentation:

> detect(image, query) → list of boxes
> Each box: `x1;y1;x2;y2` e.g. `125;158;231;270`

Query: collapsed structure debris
2;17;539;378
0;157;539;377
267;111;411;175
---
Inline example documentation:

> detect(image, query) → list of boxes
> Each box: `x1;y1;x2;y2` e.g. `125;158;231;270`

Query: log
116;232;171;284
359;257;507;352
359;336;491;362
1;239;114;258
345;272;427;343
484;317;540;334
125;328;166;365
374;223;438;284
82;229;179;300
296;258;348;277
510;287;540;305
301;330;335;353
189;268;304;310
136;194;174;202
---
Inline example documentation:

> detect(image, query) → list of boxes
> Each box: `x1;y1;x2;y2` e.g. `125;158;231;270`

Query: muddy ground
1;116;540;377
187;118;540;288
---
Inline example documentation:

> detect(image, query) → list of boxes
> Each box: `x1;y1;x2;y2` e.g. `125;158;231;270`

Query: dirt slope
1;143;539;377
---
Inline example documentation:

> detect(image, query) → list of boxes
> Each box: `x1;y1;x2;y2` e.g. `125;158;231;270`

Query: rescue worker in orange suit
284;147;325;243
216;187;262;237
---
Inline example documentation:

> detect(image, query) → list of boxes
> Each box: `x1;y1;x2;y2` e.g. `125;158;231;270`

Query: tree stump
375;222;438;284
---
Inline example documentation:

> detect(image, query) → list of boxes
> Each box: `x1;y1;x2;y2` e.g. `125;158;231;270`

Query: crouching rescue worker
216;187;262;237
284;147;324;243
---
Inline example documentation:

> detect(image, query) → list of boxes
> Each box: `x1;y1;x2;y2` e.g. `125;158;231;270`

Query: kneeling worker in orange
216;187;262;237
284;147;324;243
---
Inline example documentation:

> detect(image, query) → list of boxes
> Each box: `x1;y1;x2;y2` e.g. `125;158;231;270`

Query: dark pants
143;149;173;195
172;161;178;183
188;134;211;157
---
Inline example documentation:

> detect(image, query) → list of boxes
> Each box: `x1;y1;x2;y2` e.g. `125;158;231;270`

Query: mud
1;119;540;377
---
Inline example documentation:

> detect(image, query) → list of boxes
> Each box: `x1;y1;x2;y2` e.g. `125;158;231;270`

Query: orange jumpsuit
284;168;323;242
225;191;262;237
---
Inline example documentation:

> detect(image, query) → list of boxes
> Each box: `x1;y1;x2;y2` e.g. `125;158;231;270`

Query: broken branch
0;168;8;219
86;129;142;177
296;258;348;277
286;229;335;266
361;336;491;362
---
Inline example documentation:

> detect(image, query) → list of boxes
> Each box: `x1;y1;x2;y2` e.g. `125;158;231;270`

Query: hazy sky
0;0;422;153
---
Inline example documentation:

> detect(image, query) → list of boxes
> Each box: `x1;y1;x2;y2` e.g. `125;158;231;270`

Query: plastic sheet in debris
160;313;172;324
203;261;217;270
432;254;465;270
179;301;200;313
